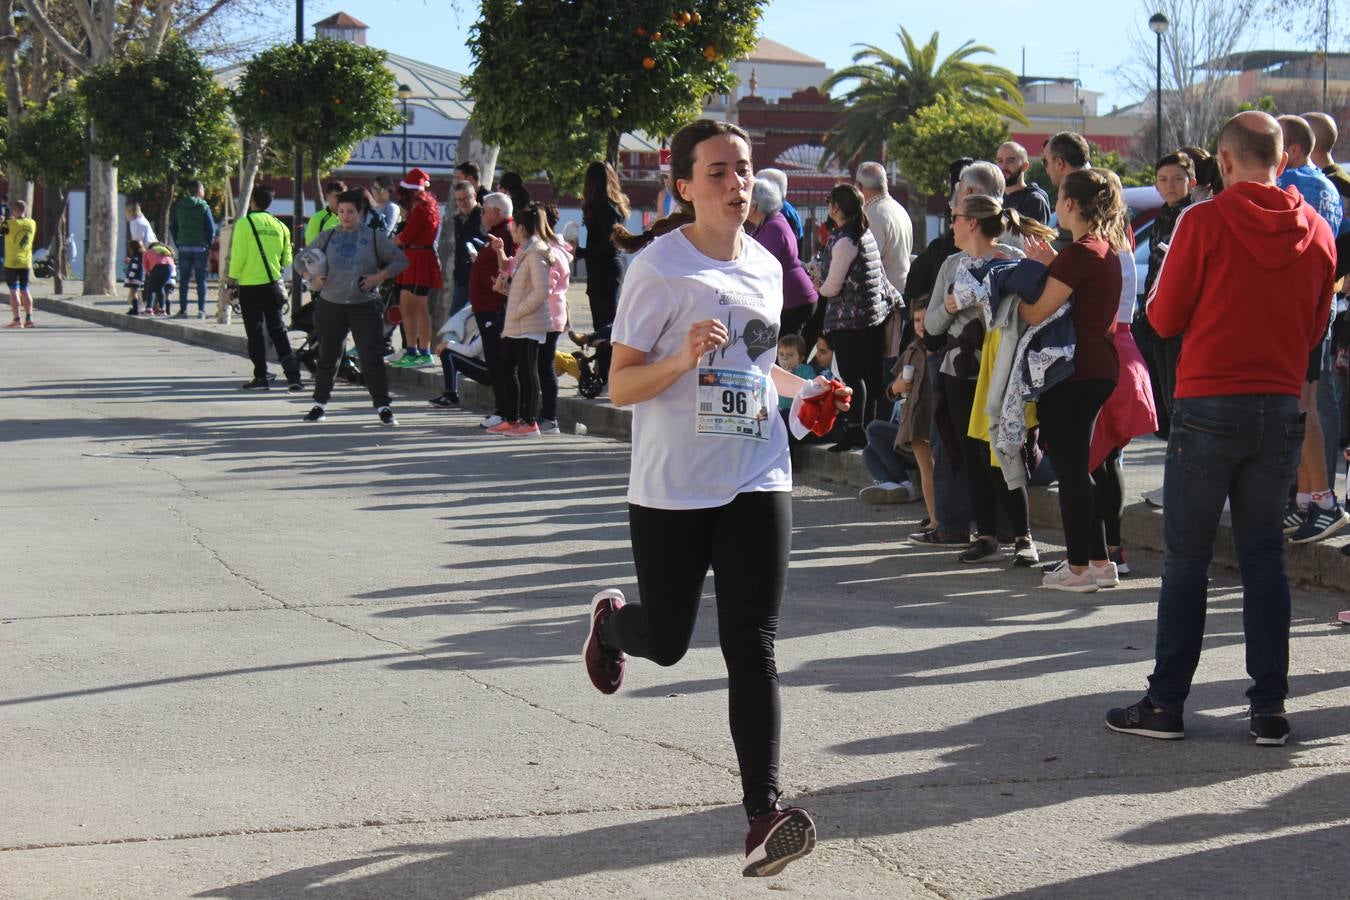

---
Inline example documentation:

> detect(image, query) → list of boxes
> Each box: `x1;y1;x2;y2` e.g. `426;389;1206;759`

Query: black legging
535;331;561;422
587;265;622;383
944;373;1029;538
602;490;790;820
237;284;299;382
780;302;817;343
827;323;885;427
1038;378;1115;565
474;310;507;418
312;298;390;409
502;336;541;424
1093;448;1125;548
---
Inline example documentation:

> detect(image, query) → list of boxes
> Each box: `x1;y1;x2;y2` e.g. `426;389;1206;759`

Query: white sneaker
1089;560;1120;588
859;481;917;505
1041;564;1100;593
537;418;561;435
479;414;503;429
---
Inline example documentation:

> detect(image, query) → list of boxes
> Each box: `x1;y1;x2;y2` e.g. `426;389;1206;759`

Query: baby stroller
566;326;609;399
290;290;401;387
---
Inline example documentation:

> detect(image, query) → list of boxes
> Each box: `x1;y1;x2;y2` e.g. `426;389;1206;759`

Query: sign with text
344;134;461;171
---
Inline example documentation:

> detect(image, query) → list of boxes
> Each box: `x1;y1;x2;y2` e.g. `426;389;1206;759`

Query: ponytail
613;209;696;253
999;207;1057;243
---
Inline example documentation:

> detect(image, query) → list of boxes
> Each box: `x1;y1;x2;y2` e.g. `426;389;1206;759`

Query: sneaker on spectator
240;378;270;390
909;528;970;546
377;407;398;426
1109;545;1131;575
1089;559;1120;588
1249;711;1291;746
303;405;326;422
1041;564;1099;593
583;589;626;694
127;307;140;316
1289;501;1349;543
743;805;816;877
22;317;34;327
428;392;459;408
1336;609;1350;624
958;536;1003;564
1105;696;1184;740
1013;536;1040;567
479;414;503;429
537;418;561;434
389;351;419;368
859;481;916;505
287;379;305;393
486;420;516;434
174;309;189;318
4;318;21;328
1282;501;1306;535
506;421;541;437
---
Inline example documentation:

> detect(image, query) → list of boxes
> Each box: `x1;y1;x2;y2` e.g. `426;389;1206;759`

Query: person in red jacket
391;167;444;367
468;192;515;428
1106;112;1337;748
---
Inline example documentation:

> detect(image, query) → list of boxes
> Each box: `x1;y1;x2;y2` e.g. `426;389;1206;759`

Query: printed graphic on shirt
693;296;778;440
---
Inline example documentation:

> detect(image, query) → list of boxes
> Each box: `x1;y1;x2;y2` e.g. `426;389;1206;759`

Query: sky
292;0;1323;112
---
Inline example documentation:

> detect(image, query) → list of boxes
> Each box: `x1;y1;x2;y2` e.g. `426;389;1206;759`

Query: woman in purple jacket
746;177;818;341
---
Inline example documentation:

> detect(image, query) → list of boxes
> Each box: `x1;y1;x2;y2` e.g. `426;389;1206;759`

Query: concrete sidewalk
30;282;1350;591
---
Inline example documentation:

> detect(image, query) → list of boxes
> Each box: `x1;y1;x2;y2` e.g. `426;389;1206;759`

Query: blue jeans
863;419;912;484
177;247;209;312
1147;394;1304;715
450;282;470;316
1316;334;1344;488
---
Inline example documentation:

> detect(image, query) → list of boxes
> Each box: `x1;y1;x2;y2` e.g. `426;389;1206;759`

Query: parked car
1050;185;1163;303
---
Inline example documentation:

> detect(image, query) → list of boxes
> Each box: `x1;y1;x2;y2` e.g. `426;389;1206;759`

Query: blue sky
296;0;1317;112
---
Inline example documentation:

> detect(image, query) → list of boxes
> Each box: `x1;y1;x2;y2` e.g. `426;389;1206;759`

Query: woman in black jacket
581;161;630;385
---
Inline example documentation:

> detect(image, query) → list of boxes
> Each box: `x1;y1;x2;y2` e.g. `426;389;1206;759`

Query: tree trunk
158;174;174;244
236;131;265;217
456;119;499;185
42;186;67;294
1;0;33;211
84;152;119;295
310;149;323;219
53;190;68;293
605;129;621;171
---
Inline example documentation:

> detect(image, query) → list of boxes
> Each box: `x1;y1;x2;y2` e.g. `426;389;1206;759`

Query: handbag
247;213;289;306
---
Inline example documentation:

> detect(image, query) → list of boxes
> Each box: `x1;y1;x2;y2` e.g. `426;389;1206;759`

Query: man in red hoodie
469;192;515;428
1107;111;1336;748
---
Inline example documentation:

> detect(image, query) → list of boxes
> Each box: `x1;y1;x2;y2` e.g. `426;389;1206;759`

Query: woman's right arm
817;237;857;298
609;319;729;407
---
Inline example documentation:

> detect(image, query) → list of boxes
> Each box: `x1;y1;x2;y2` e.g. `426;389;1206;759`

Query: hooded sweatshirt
1147;181;1335;399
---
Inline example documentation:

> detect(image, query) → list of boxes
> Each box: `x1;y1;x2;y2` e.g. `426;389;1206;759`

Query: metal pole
1155;31;1163;164
1325;0;1331;110
401;99;409;172
292;0;304;307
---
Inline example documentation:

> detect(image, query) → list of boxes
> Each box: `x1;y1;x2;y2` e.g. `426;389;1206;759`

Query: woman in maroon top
1021;168;1127;593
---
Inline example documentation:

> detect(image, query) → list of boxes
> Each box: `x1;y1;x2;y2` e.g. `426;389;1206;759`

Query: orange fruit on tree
652;31;662;41
690;11;701;24
635;26;647;37
703;44;717;61
642;56;656;70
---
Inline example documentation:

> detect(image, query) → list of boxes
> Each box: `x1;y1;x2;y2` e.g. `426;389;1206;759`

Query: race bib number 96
696;366;770;440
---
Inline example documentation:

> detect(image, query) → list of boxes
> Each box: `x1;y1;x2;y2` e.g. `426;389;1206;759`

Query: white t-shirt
613;228;791;510
1116;247;1138;323
128;214;157;247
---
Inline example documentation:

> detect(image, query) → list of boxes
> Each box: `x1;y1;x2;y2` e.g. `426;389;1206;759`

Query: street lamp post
292;0;304;312
1149;13;1169;165
397;84;413;172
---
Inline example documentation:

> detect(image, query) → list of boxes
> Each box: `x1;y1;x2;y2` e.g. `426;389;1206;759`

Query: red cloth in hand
797;378;848;437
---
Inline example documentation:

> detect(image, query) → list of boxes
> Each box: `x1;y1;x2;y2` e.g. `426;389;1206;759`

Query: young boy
775;333;816;411
2;200;37;328
124;239;145;315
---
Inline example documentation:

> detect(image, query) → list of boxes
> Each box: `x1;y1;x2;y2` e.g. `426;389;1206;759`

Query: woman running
581;118;849;877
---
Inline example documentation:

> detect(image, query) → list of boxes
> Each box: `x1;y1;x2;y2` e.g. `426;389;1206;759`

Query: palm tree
820;29;1027;169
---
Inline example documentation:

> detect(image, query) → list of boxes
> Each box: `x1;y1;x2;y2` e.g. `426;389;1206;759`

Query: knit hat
400;167;431;191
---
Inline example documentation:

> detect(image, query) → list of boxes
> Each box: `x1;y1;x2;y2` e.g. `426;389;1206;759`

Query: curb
35;294;1350;592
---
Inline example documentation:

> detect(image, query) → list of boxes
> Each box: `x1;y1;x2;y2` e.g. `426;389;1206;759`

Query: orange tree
465;0;763;181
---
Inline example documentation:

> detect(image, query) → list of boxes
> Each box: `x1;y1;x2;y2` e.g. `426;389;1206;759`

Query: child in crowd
124;239;144;315
809;335;836;378
776;333;816;412
142;241;177;316
893;298;936;530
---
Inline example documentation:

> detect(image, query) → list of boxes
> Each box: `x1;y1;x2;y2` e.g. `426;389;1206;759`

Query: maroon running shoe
742;805;816;877
583;589;626;694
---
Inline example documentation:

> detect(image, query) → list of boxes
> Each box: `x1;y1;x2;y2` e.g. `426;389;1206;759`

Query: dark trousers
802;301;828;360
474;309;507;418
177;247;209;312
1093;449;1125;547
828;323;885;427
1152;335;1182;437
144;264;172;312
502;336;541;424
943;374;1028;538
780;302;817;344
534;331;561;421
1037;378;1115;565
588;271;621;383
312;298;390;409
602;490;791;819
1147;394;1303;714
237;284;299;382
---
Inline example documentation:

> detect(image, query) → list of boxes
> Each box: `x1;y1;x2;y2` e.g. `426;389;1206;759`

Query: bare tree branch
15;0;92;71
146;0;177;54
180;0;233;37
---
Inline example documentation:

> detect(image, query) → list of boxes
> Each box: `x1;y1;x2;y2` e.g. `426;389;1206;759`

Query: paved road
3;315;1349;898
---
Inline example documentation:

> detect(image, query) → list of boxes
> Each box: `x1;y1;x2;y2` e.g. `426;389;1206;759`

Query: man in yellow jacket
3;199;37;328
227;185;303;391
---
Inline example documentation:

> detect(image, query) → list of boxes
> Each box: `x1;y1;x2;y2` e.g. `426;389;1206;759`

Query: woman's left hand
1024;235;1057;265
944;289;959;314
358;273;384;293
832;383;853;413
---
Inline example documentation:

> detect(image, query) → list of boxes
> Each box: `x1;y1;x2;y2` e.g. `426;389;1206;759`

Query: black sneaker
240;378;271;390
1105;696;1184;740
909;528;971;546
303;405;326;422
958;536;1003;564
378;407;398;426
1250;712;1291;747
287;379;305;393
428;392;459;408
